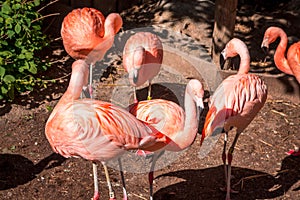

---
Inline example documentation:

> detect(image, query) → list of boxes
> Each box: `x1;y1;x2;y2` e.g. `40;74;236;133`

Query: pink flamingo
61;7;123;97
123;32;163;102
261;26;300;156
45;60;168;200
128;79;204;200
201;38;268;200
60;8;123;199
261;26;300;83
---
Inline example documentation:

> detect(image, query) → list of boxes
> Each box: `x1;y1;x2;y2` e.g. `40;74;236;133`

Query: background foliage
0;0;49;100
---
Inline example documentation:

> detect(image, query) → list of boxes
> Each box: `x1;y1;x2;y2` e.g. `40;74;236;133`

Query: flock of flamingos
43;7;299;200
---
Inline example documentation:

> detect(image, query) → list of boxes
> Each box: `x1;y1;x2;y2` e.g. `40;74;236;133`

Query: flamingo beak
128;69;139;85
221;48;227;59
261;37;269;53
220;48;227;68
261;38;270;61
196;97;204;117
261;37;269;49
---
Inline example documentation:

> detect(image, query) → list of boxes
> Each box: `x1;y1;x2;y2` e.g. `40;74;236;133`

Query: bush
0;0;50;100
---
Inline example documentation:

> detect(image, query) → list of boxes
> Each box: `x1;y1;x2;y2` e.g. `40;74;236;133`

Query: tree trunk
211;0;238;69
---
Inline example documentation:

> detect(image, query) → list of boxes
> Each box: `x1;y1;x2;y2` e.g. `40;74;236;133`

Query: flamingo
201;38;268;200
61;7;123;97
127;79;204;200
261;26;300;156
61;8;123;199
45;60;168;200
261;26;300;83
123;32;163;102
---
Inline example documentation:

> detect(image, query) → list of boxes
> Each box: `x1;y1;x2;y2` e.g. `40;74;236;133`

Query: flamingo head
128;46;146;85
187;79;205;116
221;38;248;60
261;26;284;49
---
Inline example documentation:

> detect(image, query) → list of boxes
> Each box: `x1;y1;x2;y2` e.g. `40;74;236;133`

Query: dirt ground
1;0;299;200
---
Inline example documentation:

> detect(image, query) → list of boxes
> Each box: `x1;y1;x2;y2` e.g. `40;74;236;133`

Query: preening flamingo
128;79;204;200
45;60;168;200
61;7;123;97
61;8;123;199
261;26;300;83
261;26;300;157
201;38;268;200
123;32;163;102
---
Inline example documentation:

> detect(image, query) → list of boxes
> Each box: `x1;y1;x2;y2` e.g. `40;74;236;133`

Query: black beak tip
220;54;226;69
262;46;269;55
133;74;138;84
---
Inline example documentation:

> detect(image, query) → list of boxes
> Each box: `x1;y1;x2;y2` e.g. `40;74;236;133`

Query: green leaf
0;51;13;57
1;2;12;14
7;30;15;38
28;62;37;74
1;40;8;46
25;51;33;59
1;86;8;94
3;75;16;83
0;66;5;79
18;53;25;59
12;3;21;10
15;23;21;34
34;0;40;6
5;17;13;25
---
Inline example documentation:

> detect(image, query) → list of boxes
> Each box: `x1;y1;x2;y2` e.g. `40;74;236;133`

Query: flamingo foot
220;187;239;194
286;148;300;157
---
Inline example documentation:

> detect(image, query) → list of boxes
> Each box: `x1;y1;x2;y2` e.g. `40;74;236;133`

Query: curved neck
237;49;250;74
274;31;293;75
171;87;199;151
287;42;300;83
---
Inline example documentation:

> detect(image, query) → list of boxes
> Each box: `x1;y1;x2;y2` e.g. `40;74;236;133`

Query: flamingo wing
201;74;267;144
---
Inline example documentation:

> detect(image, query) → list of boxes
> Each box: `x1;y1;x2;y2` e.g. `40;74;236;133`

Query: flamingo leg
148;151;164;200
118;158;128;200
92;162;100;200
133;86;138;103
89;63;94;98
147;81;152;100
102;163;116;200
222;132;228;184
225;129;240;200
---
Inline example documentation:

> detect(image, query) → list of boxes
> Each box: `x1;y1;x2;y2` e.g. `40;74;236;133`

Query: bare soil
1;1;299;200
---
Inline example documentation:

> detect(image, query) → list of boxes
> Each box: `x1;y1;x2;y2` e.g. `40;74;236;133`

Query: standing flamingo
261;26;300;156
61;8;123;199
123;32;163;102
261;26;300;82
127;79;204;200
201;38;268;200
45;60;168;200
61;7;123;97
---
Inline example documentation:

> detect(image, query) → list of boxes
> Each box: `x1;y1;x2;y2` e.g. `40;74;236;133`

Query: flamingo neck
287;42;300;83
172;86;199;151
61;66;89;103
274;31;293;75
237;49;250;75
